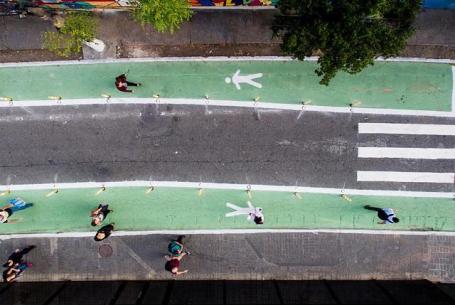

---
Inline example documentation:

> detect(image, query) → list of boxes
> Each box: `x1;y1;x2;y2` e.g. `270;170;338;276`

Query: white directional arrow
225;70;263;90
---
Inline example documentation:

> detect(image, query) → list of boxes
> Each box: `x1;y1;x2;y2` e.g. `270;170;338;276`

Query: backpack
168;241;182;255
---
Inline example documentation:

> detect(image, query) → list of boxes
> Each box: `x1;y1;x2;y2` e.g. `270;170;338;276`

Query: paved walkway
0;232;454;282
1;60;453;111
0;186;453;234
0;9;454;61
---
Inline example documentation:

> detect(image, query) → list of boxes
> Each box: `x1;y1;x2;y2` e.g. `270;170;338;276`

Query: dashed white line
2;97;455;118
357;171;455;184
2;228;455;240
452;66;455;112
0;180;453;198
358;147;455;159
358;123;455;135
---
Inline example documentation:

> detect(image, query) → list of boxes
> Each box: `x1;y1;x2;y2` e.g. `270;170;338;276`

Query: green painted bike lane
0;187;453;234
0;60;452;111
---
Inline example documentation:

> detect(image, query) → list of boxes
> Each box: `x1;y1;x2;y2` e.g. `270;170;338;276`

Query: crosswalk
357;123;455;185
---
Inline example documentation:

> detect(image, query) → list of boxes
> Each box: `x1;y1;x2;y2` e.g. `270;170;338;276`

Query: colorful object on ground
32;0;279;10
3;0;455;11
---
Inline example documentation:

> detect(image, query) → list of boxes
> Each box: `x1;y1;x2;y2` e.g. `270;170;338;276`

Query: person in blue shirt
0;198;33;224
364;205;400;224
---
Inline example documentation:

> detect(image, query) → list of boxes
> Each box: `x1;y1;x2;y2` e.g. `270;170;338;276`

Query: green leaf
273;0;421;85
131;0;193;34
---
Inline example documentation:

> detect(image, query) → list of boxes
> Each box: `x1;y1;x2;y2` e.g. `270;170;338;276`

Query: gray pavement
0;9;454;61
0;105;453;192
0;231;454;283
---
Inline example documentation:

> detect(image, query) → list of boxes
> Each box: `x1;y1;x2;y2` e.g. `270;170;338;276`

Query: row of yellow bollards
0;184;356;202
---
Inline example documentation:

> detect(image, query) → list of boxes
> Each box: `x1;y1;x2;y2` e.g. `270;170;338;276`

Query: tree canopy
42;12;96;58
131;0;193;34
273;0;421;85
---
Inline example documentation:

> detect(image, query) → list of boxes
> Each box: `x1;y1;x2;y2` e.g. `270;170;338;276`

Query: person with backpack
3;261;32;282
3;245;36;268
364;205;400;224
167;235;190;256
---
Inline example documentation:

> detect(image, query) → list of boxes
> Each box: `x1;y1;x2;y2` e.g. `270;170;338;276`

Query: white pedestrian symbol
225;70;263;90
225;201;264;224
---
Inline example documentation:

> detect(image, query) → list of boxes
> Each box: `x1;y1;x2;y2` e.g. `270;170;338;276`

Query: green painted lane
0;61;452;111
0;187;453;234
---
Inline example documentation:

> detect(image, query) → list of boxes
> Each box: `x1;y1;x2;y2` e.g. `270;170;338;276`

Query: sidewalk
0;232;454;282
0;9;454;62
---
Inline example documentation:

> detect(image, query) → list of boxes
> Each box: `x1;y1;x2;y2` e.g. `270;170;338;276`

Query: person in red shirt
115;74;141;93
164;251;188;276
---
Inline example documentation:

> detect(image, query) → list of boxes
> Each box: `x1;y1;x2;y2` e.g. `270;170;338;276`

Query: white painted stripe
0;56;453;68
0;180;453;198
2;97;455;118
359;123;455;135
358;147;455;159
1;228;455;240
452;66;455;112
357;171;455;183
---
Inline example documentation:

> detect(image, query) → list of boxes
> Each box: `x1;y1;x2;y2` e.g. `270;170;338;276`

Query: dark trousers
126;81;139;86
364;206;387;220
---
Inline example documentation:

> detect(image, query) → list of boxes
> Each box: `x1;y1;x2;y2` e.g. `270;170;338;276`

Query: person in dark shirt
3;261;32;282
0;208;13;224
91;203;112;226
364;205;400;224
115;74;141;93
94;223;115;242
3;245;36;267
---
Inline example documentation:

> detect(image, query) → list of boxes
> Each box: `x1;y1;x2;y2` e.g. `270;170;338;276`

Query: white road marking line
0;180;453;198
0;56;453;67
2;97;455;118
358;147;455;159
452;66;455;112
358;123;455;135
2;228;455;240
357;171;455;183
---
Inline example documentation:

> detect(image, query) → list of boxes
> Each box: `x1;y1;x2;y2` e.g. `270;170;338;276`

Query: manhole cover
98;244;113;257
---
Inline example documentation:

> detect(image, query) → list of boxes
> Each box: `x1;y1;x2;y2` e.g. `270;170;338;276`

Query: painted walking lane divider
0;59;453;112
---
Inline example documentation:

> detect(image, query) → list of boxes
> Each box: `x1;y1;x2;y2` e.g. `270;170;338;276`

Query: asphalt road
0;104;454;192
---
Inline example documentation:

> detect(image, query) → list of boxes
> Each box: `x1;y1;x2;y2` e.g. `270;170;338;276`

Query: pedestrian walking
94;223;115;241
364;205;400;224
115;73;141;93
168;235;190;256
164;252;188;276
226;201;264;224
3;245;36;268
90;203;112;226
0;198;33;224
2;261;32;282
